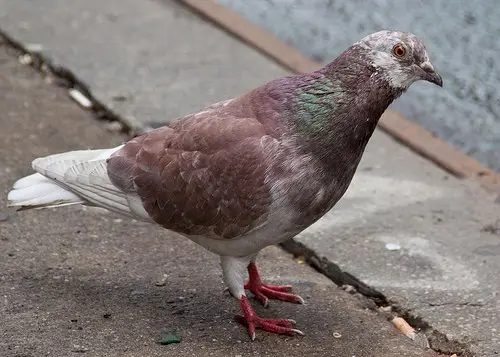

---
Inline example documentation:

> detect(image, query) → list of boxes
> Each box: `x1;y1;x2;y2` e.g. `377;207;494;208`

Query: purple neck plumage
264;45;403;173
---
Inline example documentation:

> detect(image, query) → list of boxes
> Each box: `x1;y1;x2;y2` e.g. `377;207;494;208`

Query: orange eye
393;44;406;57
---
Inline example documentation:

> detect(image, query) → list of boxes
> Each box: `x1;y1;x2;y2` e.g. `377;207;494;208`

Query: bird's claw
244;262;304;307
245;281;305;307
235;297;304;340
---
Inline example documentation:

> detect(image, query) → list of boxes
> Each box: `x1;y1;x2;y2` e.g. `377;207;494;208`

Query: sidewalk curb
181;0;500;194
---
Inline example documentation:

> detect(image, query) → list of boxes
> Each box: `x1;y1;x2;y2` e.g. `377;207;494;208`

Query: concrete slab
293;130;500;355
0;45;433;357
0;0;288;127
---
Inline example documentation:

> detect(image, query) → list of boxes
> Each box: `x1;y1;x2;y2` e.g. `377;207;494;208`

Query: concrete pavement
0;0;289;128
293;128;500;355
0;45;434;356
0;0;499;356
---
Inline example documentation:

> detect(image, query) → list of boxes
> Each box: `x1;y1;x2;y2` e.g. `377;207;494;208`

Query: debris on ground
18;53;33;65
481;221;500;235
391;317;430;349
69;88;92;108
24;43;43;52
156;330;182;345
378;306;392;313
385;243;401;251
341;285;357;294
71;344;89;353
155;273;169;287
105;121;124;133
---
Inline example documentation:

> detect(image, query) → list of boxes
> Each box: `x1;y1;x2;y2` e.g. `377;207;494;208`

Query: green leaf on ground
156;330;182;345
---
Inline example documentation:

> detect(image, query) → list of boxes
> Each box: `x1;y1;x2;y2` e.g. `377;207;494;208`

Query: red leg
244;262;304;307
235;296;304;340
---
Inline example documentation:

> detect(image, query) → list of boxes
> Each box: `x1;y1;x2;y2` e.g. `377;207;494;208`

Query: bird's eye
392;44;407;57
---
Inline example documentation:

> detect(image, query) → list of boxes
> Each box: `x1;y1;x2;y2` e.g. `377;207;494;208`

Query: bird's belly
184;207;302;257
181;175;352;257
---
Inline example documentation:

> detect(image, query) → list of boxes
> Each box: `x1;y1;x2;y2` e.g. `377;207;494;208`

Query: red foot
244;262;304;307
236;296;304;340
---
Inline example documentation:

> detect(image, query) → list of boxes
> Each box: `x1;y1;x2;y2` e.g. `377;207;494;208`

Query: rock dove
7;30;442;340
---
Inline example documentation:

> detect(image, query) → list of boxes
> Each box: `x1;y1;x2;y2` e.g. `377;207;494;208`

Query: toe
262;283;293;292
259;320;304;336
262;318;296;328
260;286;305;304
253;290;270;308
295;294;305;304
291;328;305;336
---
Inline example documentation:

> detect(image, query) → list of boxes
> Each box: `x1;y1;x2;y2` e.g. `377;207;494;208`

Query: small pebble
105;121;124;133
155;274;169;287
72;344;89;353
378;305;392;313
341;284;356;294
413;331;430;349
385;243;401;251
25;43;43;52
18;54;33;65
0;214;9;222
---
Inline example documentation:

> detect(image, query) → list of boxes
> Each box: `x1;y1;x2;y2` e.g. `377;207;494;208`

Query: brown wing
106;99;277;239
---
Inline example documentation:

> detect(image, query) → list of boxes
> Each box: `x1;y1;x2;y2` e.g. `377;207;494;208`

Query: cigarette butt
69;88;92;108
391;316;414;335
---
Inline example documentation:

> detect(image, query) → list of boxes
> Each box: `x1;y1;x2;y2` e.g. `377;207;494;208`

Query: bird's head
357;30;443;90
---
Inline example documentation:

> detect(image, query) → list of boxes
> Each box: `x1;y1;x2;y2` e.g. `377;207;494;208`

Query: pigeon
7;30;442;340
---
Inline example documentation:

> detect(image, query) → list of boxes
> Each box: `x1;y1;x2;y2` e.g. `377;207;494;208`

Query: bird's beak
419;61;443;87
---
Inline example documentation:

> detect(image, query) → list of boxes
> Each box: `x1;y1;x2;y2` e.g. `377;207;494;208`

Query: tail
7;147;121;210
7;146;132;212
7;173;84;210
8;146;151;221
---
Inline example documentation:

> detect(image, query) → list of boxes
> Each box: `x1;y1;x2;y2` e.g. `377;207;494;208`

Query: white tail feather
8;173;83;209
7;146;152;221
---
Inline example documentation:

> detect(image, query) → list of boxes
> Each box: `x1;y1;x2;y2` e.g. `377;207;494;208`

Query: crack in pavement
0;29;144;138
280;238;476;357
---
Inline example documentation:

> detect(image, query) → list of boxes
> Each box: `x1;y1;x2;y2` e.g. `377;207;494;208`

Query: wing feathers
9;146;152;222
